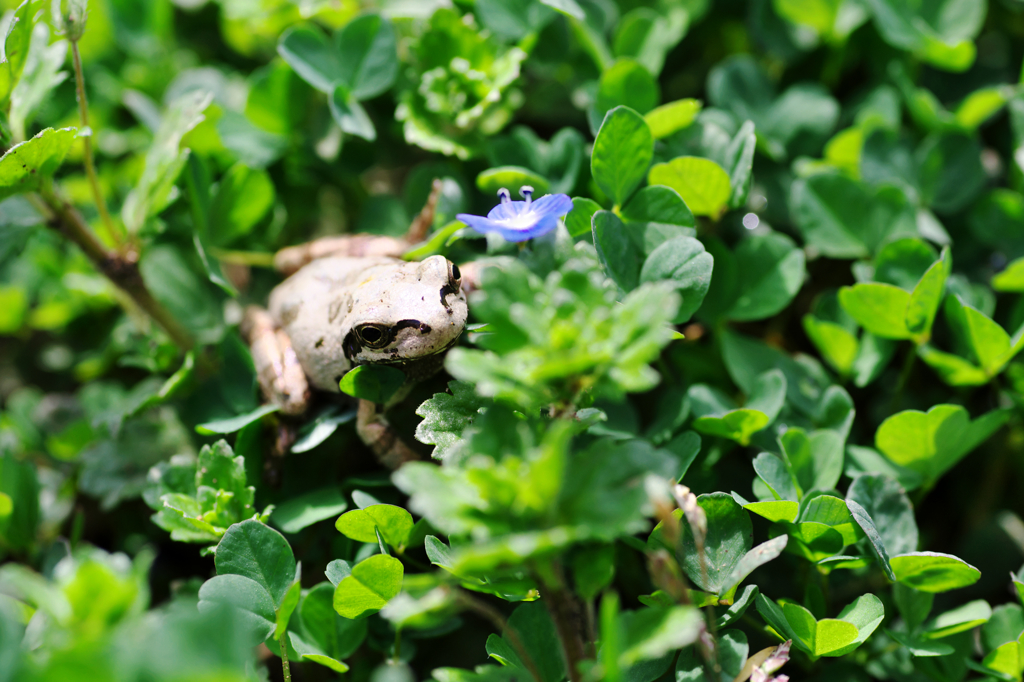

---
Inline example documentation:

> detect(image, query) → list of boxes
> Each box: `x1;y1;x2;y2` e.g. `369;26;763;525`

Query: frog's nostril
419;323;432;334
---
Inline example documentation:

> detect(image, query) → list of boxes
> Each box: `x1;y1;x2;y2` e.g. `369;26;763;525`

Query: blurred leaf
333;14;397;100
0;0;35;107
329;86;376;141
122;91;212;233
195;405;279;436
207;163;275;246
644;99;701;139
477;166;550;197
273;488;348;534
9;23;68;141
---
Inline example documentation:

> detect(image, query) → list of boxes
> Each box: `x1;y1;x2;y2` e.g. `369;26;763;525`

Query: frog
241;181;470;468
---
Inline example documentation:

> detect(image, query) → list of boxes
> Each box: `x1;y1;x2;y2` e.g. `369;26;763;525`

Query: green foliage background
1;0;1024;680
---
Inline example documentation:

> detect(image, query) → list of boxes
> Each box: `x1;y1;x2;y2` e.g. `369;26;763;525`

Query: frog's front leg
356;399;422;470
241;306;311;416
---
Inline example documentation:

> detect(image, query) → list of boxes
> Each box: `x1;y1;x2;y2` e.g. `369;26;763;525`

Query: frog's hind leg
272;179;445;276
356;400;422;470
241;306;311;416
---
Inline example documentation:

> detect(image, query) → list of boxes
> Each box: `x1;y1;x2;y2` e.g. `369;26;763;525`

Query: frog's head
341;255;468;368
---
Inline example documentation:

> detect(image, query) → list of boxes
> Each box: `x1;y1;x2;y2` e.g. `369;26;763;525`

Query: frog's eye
448;261;462;289
355;323;391;349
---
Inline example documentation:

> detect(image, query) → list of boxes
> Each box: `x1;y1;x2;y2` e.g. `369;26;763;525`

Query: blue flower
457;187;573;242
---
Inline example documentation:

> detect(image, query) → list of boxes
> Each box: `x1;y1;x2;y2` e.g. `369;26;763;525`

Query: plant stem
535;569;587;682
279;635;292;682
37;183;196;350
890;345;917;413
455;590;546;682
70;39;122;246
207;247;277;268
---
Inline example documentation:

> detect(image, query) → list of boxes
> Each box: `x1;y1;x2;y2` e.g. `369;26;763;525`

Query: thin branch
70;40;122;246
38;182;196;351
534;567;587;682
455;590;546;682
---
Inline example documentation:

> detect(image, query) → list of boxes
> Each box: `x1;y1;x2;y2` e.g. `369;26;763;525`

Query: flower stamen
520;185;533;206
497;187;511;204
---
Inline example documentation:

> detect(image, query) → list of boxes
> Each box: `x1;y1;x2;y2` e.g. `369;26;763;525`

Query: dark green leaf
591;106;654;207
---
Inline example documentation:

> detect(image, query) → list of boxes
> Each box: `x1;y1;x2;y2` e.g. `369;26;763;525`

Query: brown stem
537;570;587;682
38;183;196;350
70;40;122;246
455;590;546;682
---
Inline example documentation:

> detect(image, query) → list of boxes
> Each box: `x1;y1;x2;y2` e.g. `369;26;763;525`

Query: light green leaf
333;554;404;619
476;166;550;197
918;345;989;386
644;99;701;139
744;500;799;523
335;504;414;549
208;163;275;246
277;24;342;93
0;0;35;106
839;283;912;340
904;248;950;339
993;257;1024;292
890;552;982;593
647;156;731;218
923;600;992;638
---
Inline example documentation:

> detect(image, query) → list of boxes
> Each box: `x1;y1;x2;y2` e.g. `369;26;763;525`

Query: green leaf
215;519;297;607
122;92;212;233
863;0;982;72
917;132;986;214
487;602;566;682
649;492;752;595
415;381;489;460
726;233;805;322
726;120;756;209
333;14;397;100
0;127;77;201
197;574;277;646
992;257;1024;292
9;22;68;141
0;0;35;106
272;488;348;534
780;428;844;494
333;553;404;619
946;296;1023;375
918;345;989;386
595;58;660;121
845;500;896;581
718;535;788;595
593;210;641;291
839;283;913;340
336;504;414;549
565;196;601;238
923;600;992;638
329;87;376;141
875;404;1010;482
690;384;770;446
647;156;731;218
744;500;799;523
753;453;800;502
890;552;982;593
195;404;280;436
299;582;367;661
829;594;885;656
476;166;550;197
277;24;342;93
591;106;654;207
798;496;862;546
644;99;701;139
716;584;759;628
905;248;950;338
639;236;713;324
846;473;918;557
338;365;406;403
274;579;302;640
618;606;703;665
777;521;845;562
207;163;275;246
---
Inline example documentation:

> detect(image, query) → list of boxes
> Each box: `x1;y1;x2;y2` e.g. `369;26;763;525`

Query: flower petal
493;211;561;241
487;200;527;221
529;193;573;217
456;213;505;235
